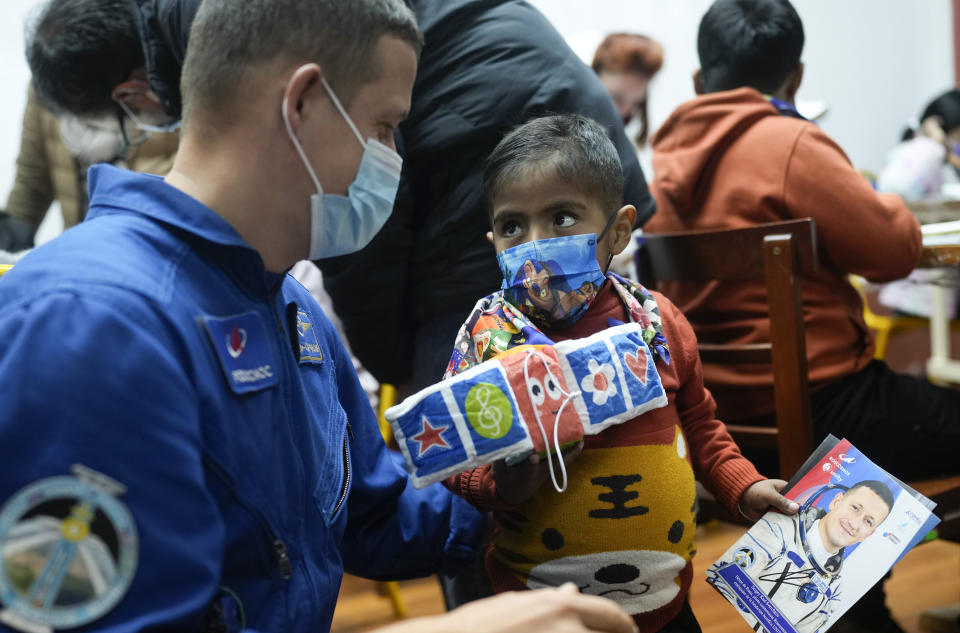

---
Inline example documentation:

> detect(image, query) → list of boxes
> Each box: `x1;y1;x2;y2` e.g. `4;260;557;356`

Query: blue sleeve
0;290;227;632
322;325;485;580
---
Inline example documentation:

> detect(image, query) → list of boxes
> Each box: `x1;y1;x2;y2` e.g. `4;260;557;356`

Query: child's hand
737;479;800;522
492;441;584;505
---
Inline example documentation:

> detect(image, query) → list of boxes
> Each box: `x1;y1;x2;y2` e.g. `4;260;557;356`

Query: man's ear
486;231;494;244
693;69;705;96
609;204;637;255
282;63;323;139
827;491;843;512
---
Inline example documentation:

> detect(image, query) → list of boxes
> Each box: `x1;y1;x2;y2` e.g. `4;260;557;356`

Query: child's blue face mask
497;233;609;329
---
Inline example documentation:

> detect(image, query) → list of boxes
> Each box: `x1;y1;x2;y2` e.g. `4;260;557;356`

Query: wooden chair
636;218;960;540
636;218;818;479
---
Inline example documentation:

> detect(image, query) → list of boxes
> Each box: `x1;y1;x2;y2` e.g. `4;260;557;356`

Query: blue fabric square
448;366;529;457
563;340;629;428
609;332;665;410
201;311;279;394
396;392;469;478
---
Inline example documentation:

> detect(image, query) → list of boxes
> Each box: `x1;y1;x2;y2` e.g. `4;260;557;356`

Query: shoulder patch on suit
0;465;138;632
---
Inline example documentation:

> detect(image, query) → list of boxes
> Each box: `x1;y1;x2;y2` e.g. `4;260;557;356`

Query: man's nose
528;225;548;242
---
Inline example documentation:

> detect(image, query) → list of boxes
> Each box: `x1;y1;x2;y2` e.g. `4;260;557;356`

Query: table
908;199;960;225
918;243;960;383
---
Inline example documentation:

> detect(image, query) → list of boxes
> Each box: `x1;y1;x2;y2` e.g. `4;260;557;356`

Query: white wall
528;0;955;176
0;0;954;229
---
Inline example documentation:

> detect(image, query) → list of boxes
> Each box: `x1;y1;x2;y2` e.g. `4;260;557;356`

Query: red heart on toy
624;347;648;384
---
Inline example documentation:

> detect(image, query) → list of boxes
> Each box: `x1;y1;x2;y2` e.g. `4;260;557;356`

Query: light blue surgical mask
282;78;403;260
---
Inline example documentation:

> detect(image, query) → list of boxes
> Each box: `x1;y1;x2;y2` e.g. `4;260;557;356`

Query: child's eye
501;221;522;238
554;213;576;228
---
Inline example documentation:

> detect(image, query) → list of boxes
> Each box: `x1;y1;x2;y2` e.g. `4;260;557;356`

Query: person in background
645;2;960;630
875;89;960;321
591;33;663;281
592;32;664;148
878;88;960;201
0;84;178;252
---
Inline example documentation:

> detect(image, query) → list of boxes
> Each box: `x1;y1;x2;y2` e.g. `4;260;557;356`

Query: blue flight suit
0;165;483;632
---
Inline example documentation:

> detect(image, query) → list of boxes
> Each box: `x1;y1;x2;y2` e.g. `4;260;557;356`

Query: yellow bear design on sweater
491;425;697;616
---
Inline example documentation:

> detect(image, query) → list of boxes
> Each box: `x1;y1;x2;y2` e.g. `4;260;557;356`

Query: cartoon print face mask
497;233;607;329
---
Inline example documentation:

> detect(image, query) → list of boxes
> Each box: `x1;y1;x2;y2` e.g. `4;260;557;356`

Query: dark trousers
659;600;702;633
742;360;960;480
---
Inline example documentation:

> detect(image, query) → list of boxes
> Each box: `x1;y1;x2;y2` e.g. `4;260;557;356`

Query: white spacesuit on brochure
708;481;894;633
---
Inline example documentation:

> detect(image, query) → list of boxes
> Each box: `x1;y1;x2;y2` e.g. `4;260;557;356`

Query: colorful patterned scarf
445;272;669;378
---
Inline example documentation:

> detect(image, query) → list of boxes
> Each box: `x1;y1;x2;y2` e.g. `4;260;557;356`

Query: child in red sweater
443;114;798;632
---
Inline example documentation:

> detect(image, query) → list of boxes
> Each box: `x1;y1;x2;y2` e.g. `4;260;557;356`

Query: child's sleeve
657;293;765;515
444;465;521;513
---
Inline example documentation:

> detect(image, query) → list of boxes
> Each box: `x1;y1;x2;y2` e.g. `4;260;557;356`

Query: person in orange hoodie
646;2;959;631
646;0;959;482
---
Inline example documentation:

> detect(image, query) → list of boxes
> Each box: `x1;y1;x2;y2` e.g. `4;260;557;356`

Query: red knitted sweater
446;284;763;631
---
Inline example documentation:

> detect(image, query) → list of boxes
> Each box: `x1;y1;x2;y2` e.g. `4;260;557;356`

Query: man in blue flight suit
0;2;639;633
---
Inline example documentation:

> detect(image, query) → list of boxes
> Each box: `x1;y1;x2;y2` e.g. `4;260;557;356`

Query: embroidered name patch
295;309;324;365
202;311;279;394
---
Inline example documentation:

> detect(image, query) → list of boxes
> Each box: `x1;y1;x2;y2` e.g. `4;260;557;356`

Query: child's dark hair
697;0;804;94
483;114;624;218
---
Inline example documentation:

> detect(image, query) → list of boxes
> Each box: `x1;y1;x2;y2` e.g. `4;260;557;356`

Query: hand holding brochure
707;436;939;633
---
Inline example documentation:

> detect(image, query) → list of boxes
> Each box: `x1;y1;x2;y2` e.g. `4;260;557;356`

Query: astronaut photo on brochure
706;436;939;633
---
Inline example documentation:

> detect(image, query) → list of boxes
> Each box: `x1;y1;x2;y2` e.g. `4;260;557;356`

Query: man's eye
377;124;395;143
554;213;576;228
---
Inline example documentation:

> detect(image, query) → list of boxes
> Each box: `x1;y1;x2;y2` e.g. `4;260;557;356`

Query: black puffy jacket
131;0;655;386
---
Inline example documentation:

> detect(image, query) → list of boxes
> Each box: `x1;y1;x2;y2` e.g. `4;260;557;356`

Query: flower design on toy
581;358;618;406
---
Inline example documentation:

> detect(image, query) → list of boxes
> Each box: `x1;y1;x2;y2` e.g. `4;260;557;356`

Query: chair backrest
636;218;818;479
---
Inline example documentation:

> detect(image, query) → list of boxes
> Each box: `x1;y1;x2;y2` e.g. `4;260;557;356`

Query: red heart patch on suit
624;347;648;384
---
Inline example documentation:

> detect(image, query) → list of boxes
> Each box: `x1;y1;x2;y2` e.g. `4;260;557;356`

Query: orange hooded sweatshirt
645;88;922;421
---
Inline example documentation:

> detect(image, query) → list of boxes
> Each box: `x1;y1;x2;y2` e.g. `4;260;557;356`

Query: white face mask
115;97;182;134
59;115;126;164
282;78;403;260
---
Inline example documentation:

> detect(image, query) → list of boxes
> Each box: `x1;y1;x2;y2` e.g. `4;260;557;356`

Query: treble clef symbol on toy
473;384;504;434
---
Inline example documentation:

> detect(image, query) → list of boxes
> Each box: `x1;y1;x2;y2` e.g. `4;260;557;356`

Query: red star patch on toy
412;416;450;456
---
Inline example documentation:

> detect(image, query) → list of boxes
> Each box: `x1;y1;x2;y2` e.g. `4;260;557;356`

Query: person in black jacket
27;0;655;398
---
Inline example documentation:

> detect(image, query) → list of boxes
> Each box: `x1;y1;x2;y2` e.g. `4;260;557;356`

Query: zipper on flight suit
207;458;293;579
332;421;353;516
